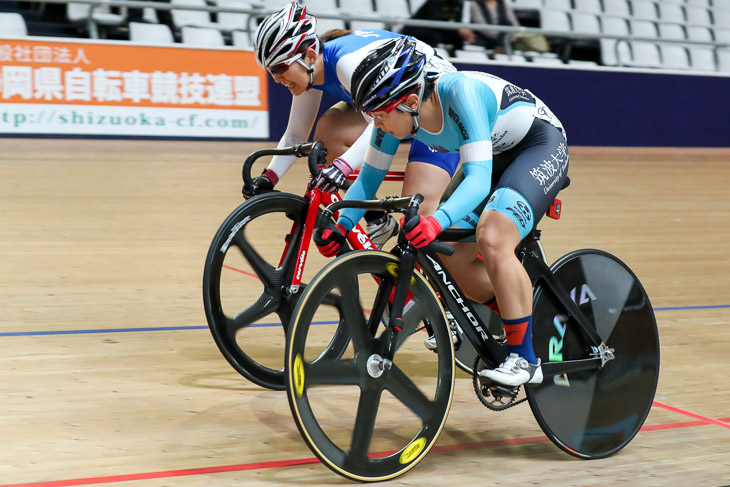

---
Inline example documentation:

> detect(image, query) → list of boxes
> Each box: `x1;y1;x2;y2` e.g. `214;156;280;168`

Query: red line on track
0;459;321;487
222;264;260;279
652;401;730;429
4;412;729;487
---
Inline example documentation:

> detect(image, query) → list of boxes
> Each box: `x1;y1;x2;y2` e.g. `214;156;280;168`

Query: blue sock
502;315;537;364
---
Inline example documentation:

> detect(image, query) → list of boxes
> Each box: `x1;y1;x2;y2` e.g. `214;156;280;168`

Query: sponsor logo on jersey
375;128;385;148
448;107;469;141
501;84;534;109
529;142;569;194
506;200;532;229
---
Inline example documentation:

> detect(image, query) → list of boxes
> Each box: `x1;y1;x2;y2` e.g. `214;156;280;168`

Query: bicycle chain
411;325;427;335
472;356;527;411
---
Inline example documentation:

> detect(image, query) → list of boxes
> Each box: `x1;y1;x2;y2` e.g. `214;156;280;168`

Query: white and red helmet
253;2;320;69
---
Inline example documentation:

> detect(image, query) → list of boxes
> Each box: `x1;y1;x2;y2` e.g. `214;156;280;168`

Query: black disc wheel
528;249;660;458
203;192;348;390
285;250;455;482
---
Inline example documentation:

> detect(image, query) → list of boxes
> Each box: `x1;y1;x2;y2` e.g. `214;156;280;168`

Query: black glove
243;169;277;200
314;222;348;257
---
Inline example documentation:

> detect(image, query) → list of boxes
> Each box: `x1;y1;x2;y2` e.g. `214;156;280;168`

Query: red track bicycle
202;142;405;390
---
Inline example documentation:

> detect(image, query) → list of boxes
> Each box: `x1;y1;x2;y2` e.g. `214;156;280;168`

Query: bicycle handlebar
241;141;326;190
321;194;456;256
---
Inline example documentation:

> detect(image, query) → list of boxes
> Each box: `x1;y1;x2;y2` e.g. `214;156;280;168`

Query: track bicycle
284;194;660;482
202;141;504;390
202;142;407;390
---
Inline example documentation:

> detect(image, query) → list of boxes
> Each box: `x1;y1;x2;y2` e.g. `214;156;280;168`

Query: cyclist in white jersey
315;37;570;387
246;2;457;246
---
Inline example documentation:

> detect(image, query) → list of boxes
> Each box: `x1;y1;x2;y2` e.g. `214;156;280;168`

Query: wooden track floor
1;138;728;486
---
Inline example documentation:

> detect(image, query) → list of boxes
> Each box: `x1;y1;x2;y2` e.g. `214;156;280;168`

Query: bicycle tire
527;249;660;458
202;192;349;390
285;250;455;482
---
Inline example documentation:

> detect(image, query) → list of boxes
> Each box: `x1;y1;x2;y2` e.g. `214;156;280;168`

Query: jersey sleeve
337;119;374;170
364;127;401;170
432;78;497;229
336;127;399;231
336;162;389;231
266;89;323;179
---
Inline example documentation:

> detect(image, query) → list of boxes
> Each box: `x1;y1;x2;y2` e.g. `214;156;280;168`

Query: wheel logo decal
294;353;305;398
399;437;427;465
220;216;251;253
385;262;416;285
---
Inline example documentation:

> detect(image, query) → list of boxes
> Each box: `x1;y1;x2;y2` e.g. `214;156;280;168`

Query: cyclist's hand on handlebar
243;169;278;200
314;157;352;193
314;222;348;257
402;215;443;248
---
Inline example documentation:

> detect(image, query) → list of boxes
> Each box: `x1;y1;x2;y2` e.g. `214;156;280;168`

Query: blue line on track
653;304;730;311
0;321;341;337
1;305;727;337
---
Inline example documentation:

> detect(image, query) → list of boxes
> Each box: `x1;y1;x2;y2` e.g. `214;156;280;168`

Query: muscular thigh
486;120;569;238
313;102;368;152
402;161;452;215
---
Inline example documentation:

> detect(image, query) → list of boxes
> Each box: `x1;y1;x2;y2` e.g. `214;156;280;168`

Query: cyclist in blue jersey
315;37;570;387
246;2;458;247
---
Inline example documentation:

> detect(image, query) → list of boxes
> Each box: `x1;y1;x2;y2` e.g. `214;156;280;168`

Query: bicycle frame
241;141;404;295
417;238;609;375
286;187;377;294
321;192;610;376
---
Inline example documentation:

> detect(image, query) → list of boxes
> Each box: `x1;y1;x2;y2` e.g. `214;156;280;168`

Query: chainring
472;356;527;411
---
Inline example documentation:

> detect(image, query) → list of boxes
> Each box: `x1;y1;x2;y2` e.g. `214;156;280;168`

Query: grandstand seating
180;25;226;45
215;0;255;33
129;21;174;44
66;2;127;38
2;0;728;73
0;11;28;36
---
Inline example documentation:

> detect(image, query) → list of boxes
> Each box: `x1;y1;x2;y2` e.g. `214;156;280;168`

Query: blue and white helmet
253;2;319;69
351;37;427;115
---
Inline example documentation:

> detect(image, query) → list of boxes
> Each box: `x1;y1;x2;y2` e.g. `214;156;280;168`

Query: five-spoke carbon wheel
285;250;455;482
203;192;348;390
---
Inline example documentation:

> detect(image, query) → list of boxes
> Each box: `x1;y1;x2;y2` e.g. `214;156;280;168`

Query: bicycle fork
362;243;418;379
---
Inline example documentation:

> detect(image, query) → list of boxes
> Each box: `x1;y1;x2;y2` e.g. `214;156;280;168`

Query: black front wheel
285;250;455;482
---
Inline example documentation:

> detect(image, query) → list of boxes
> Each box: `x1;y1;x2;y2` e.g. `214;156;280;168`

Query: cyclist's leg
478;119;569;386
439;241;496;302
477;212;532;322
313;101;367;164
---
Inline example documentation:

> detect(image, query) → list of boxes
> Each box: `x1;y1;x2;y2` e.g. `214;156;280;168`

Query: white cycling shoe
424;312;460;350
479;353;543;387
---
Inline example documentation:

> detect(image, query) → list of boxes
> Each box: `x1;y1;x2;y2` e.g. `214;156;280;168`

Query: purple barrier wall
268;64;730;148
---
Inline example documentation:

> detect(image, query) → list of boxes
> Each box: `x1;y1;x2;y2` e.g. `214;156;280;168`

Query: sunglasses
366;94;409;120
267;52;304;75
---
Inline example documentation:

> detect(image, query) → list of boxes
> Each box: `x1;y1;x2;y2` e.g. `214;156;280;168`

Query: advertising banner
0;37;268;138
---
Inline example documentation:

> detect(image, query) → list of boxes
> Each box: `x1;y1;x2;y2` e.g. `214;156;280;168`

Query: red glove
314;223;348;257
402;215;443;248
